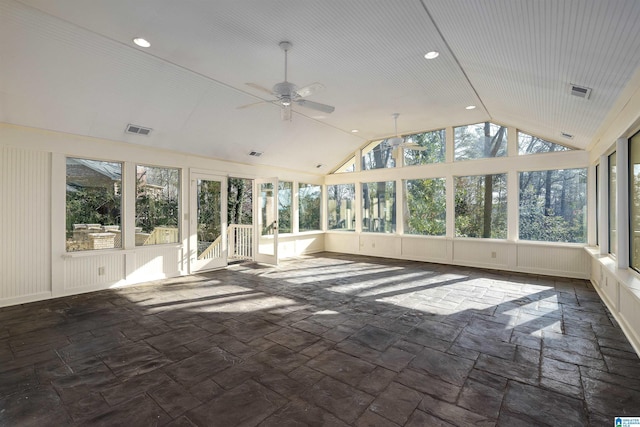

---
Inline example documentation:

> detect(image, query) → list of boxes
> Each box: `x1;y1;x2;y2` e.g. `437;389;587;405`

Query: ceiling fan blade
237;100;269;109
281;105;292;121
245;83;274;95
295;82;324;98
294;99;335;114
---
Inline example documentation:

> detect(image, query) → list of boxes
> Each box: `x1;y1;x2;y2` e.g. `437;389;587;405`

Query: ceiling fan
239;41;335;121
388;113;426;151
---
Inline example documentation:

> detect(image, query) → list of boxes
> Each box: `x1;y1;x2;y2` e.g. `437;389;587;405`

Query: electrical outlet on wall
98;266;105;276
491;251;497;259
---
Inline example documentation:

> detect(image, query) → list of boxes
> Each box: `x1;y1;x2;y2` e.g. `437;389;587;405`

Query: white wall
0;123;324;307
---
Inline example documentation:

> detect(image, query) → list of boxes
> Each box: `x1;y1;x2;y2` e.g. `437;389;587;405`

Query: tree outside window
455;122;507;161
299;183;321;231
135;165;180;246
404;178;446;235
518;131;571;155
327;184;355;231
455;174;507;238
362;181;396;233
66;158;122;252
519;168;586;243
609;152;617;256
630;132;640;270
278;181;292;233
404;129;446;166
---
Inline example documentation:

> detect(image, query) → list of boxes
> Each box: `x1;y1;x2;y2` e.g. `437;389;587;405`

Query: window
66;158;122;252
519;168;586;243
334;156;356;173
362;181;396;233
404;129;446;166
135;165;180;246
327;184;355;231
299;183;321;231
630;132;640;270
454;122;507;161
403;178;446;235
518;131;572;155
455;174;507;238
595;163;599;246
362;140;395;170
609;152;617;255
278;181;293;233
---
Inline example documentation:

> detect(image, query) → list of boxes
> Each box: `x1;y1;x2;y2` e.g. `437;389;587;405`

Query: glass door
255;178;278;265
190;173;227;272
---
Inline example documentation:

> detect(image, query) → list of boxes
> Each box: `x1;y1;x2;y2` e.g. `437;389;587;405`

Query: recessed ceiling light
465;105;476;110
424;51;439;59
133;38;151;48
351;129;359;133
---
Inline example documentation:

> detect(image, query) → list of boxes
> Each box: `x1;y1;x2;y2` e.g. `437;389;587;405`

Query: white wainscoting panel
64;253;125;290
452;239;510;269
358;234;401;258
401;236;448;261
325;232;359;254
619;285;640;352
0;147;51;302
517;244;590;278
127;246;182;283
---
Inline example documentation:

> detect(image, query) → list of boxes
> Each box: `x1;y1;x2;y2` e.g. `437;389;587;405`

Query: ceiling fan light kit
239;41;335;120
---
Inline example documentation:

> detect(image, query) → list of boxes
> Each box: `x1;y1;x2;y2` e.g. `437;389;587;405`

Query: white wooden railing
228;224;253;260
197;224;254;261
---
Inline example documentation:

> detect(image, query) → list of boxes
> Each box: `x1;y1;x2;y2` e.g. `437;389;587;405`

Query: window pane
327;184;355;231
362;181;396;233
404;129;446;166
518;131;572;155
609;152;617;256
334;156;355;173
595;164;599;246
135;165;180;246
519;168;586;243
299;183;321;231
362;140;395;170
404;178;446;235
455;174;507;238
228;177;253;225
630;132;640;270
278;181;292;233
454;122;507;161
66;158;122;251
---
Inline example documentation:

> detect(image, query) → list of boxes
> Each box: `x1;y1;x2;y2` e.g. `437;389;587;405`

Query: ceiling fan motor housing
273;81;297;97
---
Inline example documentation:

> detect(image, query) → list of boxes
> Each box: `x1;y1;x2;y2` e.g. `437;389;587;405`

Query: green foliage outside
405;178;446;235
278;181;292;233
299;183;321;231
228;178;253;225
66;186;121;237
327;184;355;230
135;166;179;234
455;174;507;238
404;129;446;166
362;181;396;233
519;169;586;243
197;180;221;250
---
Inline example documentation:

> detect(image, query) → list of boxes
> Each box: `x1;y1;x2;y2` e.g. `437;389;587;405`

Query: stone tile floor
1;253;640;426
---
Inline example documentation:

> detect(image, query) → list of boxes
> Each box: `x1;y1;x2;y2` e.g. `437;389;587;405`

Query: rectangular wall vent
249;151;263;157
569;84;592;99
126;124;152;135
560;132;574;139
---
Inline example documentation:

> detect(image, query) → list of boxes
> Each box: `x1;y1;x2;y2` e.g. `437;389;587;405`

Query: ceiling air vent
569;84;592;99
249;151;263;157
560;132;574;139
126;124;152;135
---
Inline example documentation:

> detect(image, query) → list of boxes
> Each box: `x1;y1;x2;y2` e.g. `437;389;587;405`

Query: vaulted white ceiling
1;0;639;173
